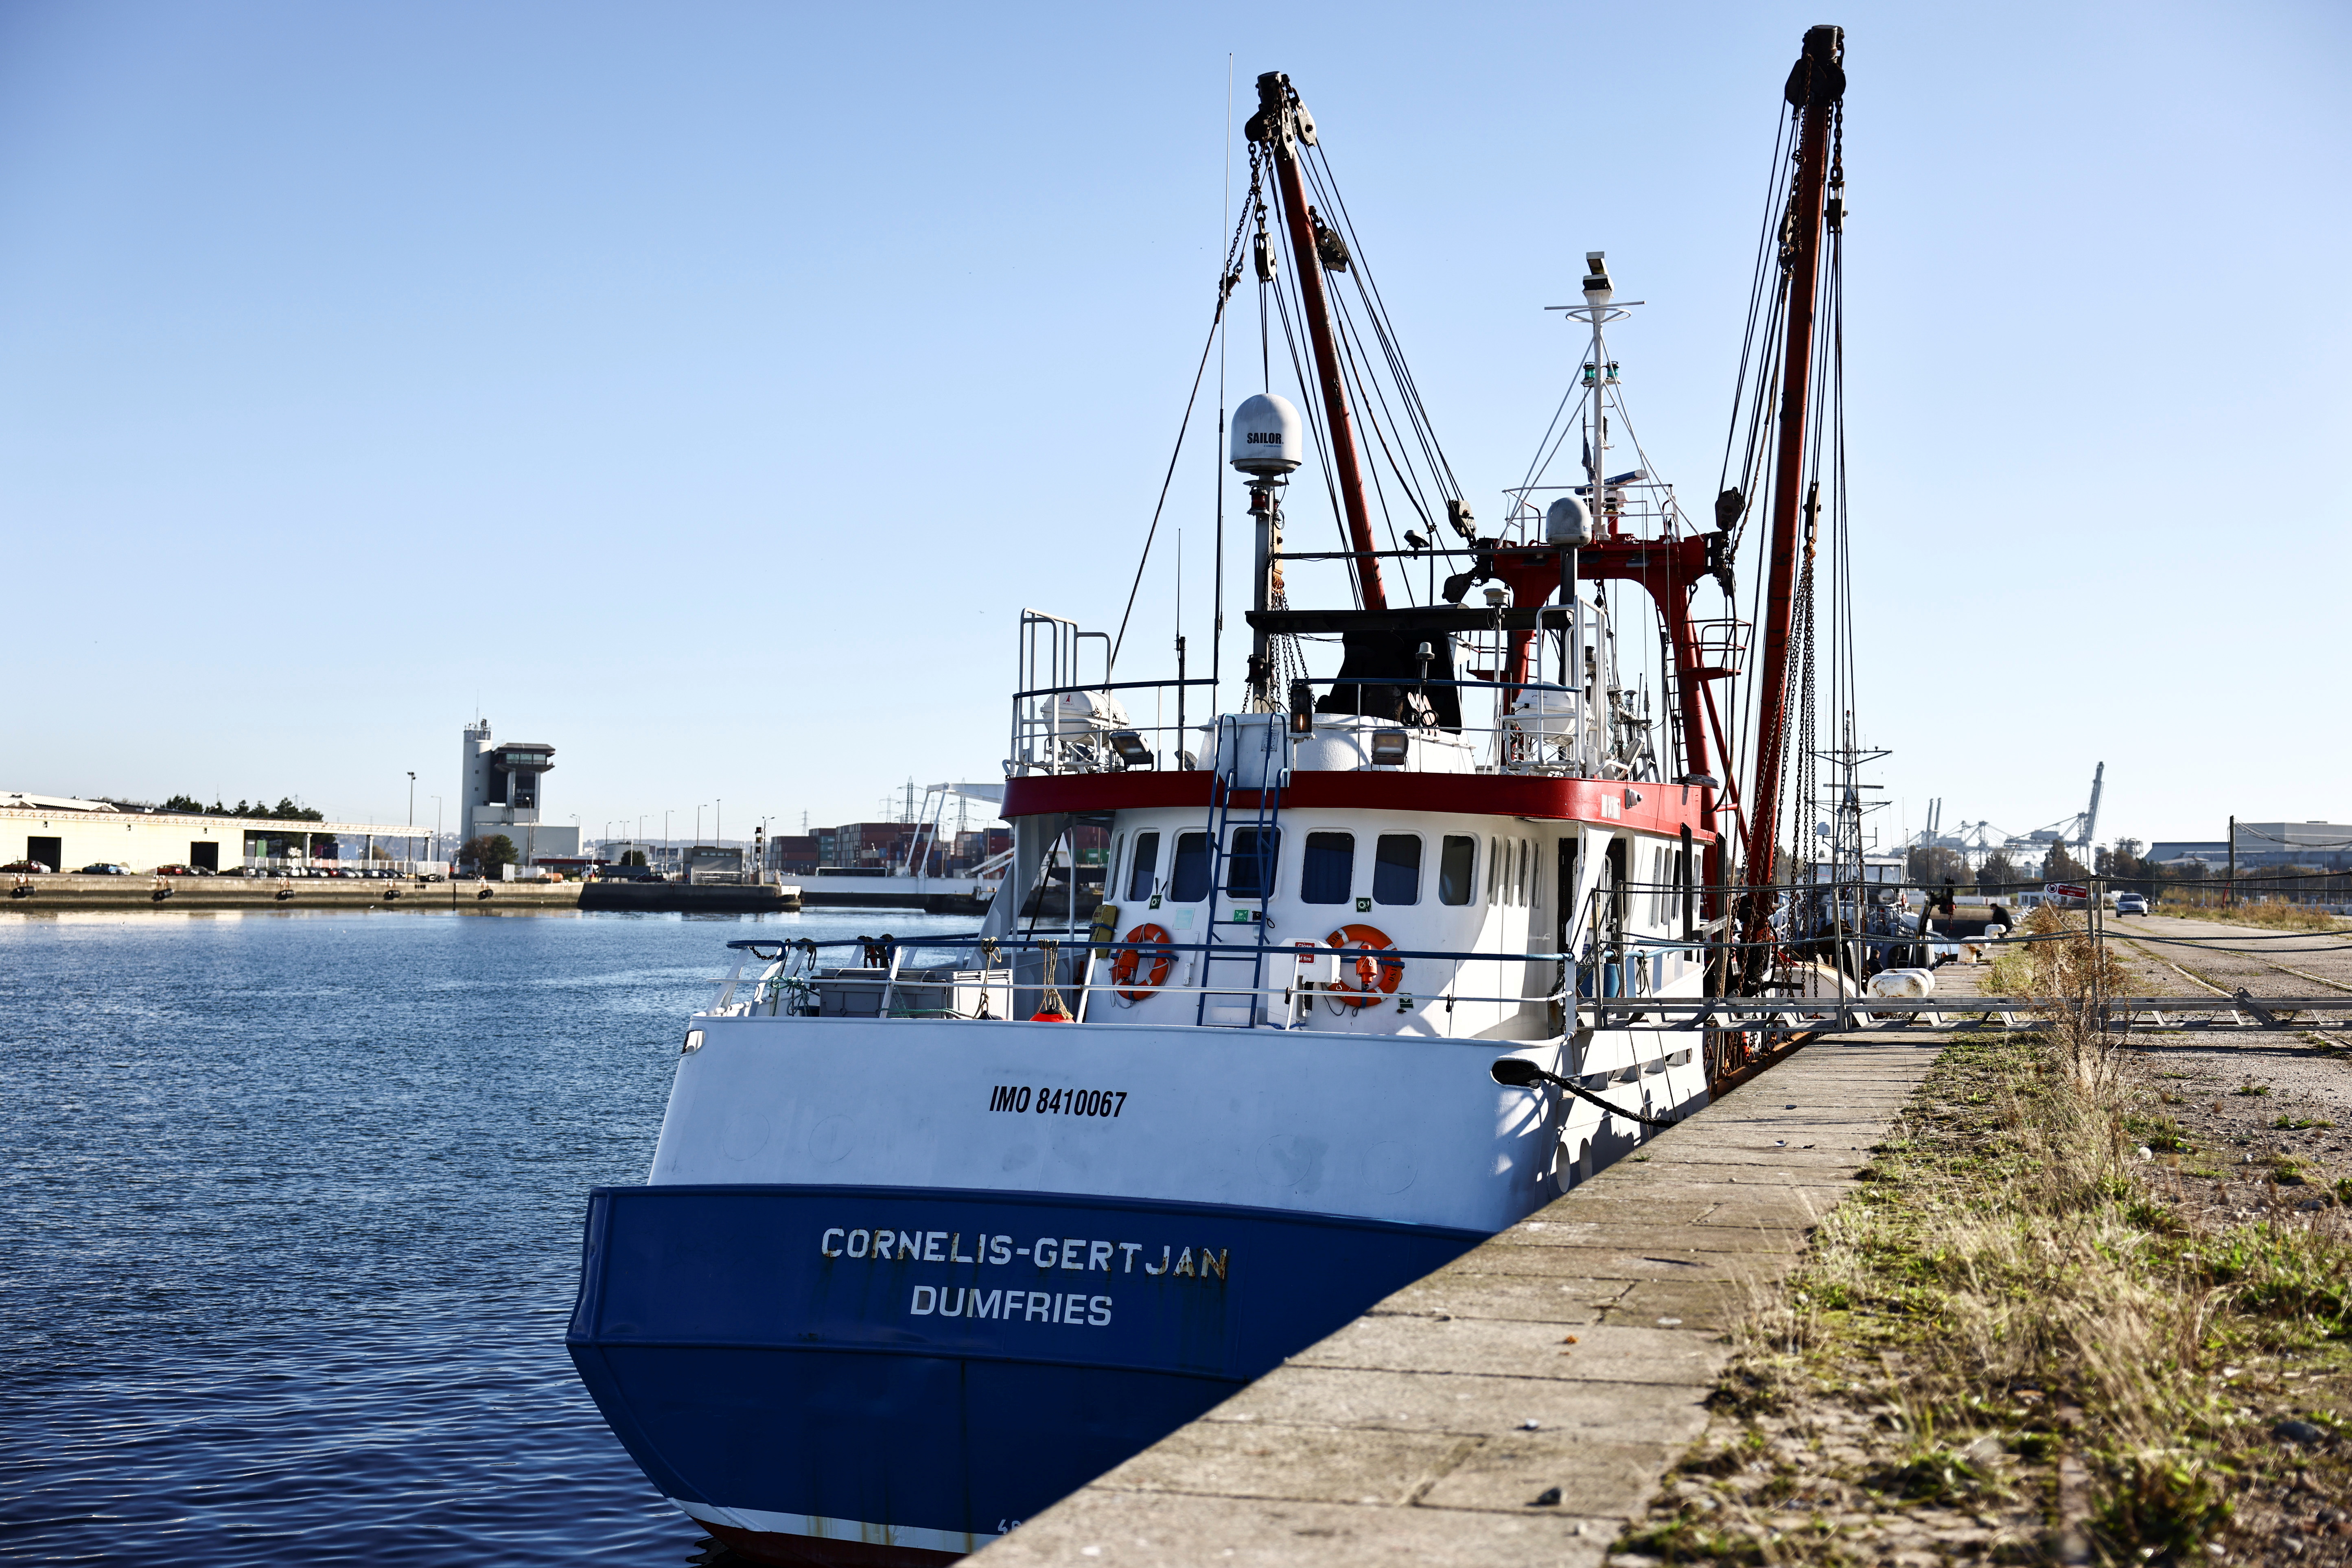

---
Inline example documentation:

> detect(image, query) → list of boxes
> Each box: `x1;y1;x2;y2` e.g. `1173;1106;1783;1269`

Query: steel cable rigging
1106;200;1256;670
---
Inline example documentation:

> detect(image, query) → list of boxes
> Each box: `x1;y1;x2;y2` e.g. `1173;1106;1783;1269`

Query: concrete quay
1;875;799;915
971;1029;1954;1568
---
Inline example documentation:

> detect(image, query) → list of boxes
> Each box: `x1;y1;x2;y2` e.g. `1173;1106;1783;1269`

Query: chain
1037;938;1068;1020
1777;106;1805;276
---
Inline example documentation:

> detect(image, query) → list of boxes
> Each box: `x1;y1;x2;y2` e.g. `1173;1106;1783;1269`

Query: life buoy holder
1108;923;1175;1002
1324;924;1404;1007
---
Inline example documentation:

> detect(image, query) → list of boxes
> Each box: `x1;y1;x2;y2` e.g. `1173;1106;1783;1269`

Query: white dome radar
1545;494;1594;547
1230;393;1303;476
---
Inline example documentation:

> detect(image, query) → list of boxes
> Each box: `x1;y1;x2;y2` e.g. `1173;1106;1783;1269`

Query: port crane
1908;763;2106;868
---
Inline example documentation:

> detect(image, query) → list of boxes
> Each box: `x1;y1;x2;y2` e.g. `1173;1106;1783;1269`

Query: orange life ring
1324;924;1403;1008
1109;923;1175;1002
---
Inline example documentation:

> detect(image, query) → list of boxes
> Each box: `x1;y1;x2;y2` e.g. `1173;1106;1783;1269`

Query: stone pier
971;1027;1954;1566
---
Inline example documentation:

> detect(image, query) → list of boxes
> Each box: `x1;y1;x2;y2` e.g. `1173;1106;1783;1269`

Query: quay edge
963;1023;1955;1567
1;875;801;915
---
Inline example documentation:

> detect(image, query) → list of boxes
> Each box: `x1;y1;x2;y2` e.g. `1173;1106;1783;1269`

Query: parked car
0;859;53;874
77;863;132;875
416;871;445;883
2114;892;2149;916
152;863;212;877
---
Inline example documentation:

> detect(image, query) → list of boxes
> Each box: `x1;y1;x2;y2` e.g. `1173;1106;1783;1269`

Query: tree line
1906;837;2351;904
1905;839;2089;893
150;795;328;822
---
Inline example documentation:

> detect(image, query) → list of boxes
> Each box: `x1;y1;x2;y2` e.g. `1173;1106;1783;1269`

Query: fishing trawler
570;29;1852;1565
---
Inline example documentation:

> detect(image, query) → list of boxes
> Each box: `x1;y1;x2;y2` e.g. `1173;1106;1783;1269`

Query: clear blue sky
2;1;2343;849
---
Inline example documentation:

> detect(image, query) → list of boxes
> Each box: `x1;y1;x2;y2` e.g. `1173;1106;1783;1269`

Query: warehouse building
3;792;426;874
2149;821;2352;869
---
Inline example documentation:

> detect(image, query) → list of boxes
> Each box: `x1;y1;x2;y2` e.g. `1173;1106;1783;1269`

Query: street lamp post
406;772;416;868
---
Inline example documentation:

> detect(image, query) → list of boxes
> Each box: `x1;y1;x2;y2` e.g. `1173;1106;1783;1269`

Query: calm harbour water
0;907;971;1566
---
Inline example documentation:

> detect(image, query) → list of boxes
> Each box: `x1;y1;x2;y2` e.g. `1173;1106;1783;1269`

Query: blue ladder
1195;716;1290;1027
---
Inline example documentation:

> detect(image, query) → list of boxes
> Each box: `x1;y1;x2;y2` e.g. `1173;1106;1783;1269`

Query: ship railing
1689;617;1752;678
1004;673;1645;780
704;934;1725;1040
1006;676;1221;776
1499;478;1688;541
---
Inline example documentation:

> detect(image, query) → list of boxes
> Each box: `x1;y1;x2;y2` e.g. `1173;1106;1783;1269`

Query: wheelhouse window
1438;835;1476;905
1486;836;1502;903
1125;831;1160;902
1373;834;1421;905
1300;832;1354;905
1169;832;1211;902
1226;827;1280;901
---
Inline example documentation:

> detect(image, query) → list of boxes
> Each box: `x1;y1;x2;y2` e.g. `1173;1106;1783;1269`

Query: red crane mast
1739;26;1845;938
1247;72;1388;614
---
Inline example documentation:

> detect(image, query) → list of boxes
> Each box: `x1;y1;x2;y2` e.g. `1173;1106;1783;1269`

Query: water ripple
0;908;968;1565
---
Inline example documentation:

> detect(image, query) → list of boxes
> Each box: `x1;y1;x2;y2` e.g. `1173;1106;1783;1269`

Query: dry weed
1620;1002;2352;1564
2151;899;2339;933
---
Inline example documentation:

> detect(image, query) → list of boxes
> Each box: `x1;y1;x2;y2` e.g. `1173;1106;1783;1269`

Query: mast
1739;25;1844;920
1246;72;1388;613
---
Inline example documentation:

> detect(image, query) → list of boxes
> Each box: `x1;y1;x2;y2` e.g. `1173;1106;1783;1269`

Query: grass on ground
1616;913;2352;1566
2150;899;2339;933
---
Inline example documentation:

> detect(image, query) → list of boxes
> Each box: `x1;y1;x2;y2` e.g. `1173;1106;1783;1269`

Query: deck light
1370;730;1409;765
1107;730;1154;768
1289;680;1316;735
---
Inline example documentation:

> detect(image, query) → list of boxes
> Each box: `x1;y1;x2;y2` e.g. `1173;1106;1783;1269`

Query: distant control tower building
459;719;578;868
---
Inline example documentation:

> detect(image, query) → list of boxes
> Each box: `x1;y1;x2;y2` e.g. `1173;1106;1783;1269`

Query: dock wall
2;876;799;915
971;1032;1948;1567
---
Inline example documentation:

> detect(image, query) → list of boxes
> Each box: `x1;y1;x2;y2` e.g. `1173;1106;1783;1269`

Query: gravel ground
2109;912;2352;1218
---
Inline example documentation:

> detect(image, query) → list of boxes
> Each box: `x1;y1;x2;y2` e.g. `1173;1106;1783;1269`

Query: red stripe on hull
1001;769;1713;840
698;1520;967;1568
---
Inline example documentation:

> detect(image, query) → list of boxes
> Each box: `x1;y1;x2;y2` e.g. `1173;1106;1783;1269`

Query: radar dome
1545;495;1594;546
1230;393;1303;476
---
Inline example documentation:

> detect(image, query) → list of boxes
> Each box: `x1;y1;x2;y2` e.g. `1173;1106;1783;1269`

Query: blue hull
567;1184;1481;1563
